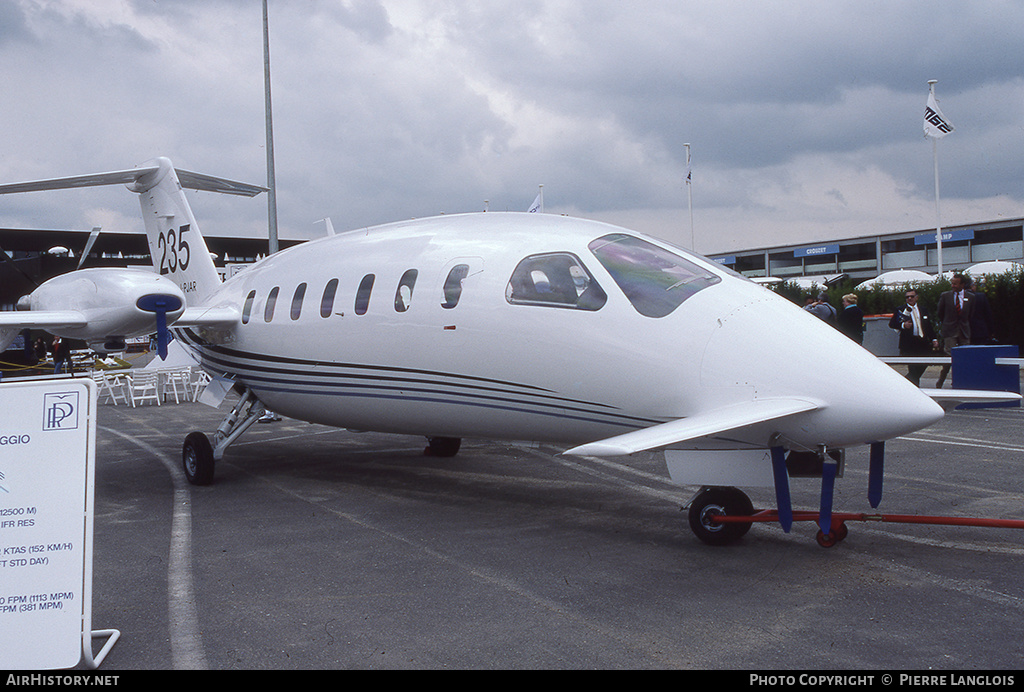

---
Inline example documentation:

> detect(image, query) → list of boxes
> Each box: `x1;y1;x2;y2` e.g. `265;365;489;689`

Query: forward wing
924;389;1022;410
176;306;240;328
564;397;821;457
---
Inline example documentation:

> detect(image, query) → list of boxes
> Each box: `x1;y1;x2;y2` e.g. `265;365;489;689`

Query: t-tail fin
0;156;266;305
130;157;266;304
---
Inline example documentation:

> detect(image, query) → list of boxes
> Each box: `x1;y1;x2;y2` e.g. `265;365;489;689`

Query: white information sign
0;377;100;669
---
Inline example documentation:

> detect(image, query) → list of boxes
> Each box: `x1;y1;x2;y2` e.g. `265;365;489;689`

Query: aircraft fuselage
179;212;940;452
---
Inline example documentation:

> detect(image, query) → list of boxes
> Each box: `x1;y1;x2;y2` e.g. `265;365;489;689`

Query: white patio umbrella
854;269;933;290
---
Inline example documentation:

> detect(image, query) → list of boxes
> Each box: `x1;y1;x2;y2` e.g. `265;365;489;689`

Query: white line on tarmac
100;426;207;670
900;433;1024;452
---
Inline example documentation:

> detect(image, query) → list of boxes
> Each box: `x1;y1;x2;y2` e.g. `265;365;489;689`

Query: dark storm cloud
0;1;1021;253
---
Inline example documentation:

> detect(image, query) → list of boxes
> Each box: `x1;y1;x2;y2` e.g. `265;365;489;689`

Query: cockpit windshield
588;233;721;317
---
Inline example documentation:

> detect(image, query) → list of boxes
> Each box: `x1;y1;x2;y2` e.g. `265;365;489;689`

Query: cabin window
588;233;721;317
355;274;375;315
395;269;418;312
442;264;469;309
505;253;607;310
264;286;280;322
320;279;338;318
290;282;307;320
242;290;256;324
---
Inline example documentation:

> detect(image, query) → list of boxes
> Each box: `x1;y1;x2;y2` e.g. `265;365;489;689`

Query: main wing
0;311;88;352
0;298;239;354
563;397;821;457
0;311;88;332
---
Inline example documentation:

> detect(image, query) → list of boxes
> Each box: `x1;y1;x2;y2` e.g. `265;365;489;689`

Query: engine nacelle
26;268;186;351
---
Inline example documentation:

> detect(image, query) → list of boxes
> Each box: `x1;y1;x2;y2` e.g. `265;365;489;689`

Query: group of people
803;273;995;388
32;336;72;374
889;273;994;387
803;291;866;344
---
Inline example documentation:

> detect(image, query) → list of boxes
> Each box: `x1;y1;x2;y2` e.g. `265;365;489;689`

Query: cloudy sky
0;0;1022;256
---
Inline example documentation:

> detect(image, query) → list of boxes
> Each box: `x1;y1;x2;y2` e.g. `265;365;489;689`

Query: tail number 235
158;224;191;275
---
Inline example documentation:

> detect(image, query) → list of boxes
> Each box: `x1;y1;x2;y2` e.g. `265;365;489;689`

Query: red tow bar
713;509;1024;547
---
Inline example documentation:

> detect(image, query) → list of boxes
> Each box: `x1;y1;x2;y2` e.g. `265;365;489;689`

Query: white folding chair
91;370;129;406
190;368;212;402
159;367;190;404
106;371;129;405
91;371;113;404
128;371;161;407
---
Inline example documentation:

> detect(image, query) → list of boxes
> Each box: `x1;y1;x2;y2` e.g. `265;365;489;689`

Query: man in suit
888;288;938;386
935;273;973;388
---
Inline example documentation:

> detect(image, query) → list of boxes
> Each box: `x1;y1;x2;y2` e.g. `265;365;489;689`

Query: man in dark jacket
888;288;938;386
935;273;974;388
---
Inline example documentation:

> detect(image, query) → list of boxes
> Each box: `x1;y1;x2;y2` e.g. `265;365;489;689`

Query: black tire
688;487;754;546
424;436;461;457
183;432;215;486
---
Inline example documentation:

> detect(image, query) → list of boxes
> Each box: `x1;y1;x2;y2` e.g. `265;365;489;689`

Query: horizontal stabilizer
176;170;267;197
0;167;158;194
563;397;820;457
0;160;266;197
924;389;1022;410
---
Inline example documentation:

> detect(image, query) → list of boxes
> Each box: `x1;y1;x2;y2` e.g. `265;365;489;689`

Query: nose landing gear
181;386;267;485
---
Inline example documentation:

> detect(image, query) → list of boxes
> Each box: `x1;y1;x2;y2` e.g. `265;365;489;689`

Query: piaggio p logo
43;391;80;431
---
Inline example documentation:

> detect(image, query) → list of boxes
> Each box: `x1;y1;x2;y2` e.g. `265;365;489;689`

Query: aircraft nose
699;292;944;448
845;366;944;442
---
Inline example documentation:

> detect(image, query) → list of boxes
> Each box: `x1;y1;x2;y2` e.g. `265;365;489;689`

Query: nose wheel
181;386;267;486
183;431;215;486
815;522;850;548
687;486;754;546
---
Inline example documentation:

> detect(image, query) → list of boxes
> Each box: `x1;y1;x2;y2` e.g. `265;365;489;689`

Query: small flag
527;193;541;213
924;90;954;138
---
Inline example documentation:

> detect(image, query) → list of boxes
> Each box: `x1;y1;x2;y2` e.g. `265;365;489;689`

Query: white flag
924;91;954;138
527;193;541;213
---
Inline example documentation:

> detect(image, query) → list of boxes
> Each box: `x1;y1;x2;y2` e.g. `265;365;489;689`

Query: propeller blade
136;294;183;361
155;301;169;360
77;227;102;270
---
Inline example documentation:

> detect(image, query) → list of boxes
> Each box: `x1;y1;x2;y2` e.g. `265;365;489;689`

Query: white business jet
0;158;1010;546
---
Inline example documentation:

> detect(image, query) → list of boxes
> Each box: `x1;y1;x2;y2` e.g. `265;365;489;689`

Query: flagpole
539;184;544;213
685;143;694;250
263;0;279;255
928;80;943;277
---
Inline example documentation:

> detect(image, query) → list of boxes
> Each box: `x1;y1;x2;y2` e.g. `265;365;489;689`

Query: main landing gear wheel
688;486;754;546
424;436;461;457
183;432;215;486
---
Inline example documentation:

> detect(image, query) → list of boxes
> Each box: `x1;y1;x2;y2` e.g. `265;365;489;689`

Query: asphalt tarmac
77;376;1024;670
